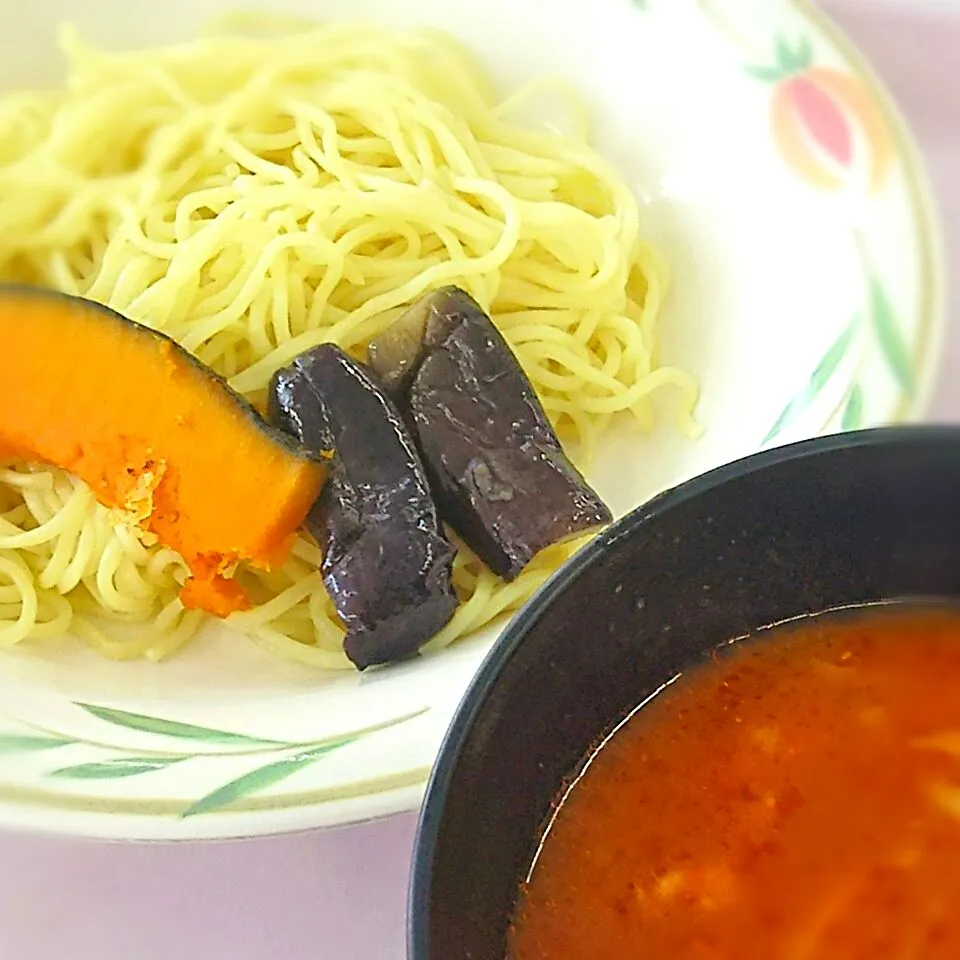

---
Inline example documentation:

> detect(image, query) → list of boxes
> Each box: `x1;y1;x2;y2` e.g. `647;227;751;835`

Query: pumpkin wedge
0;284;325;616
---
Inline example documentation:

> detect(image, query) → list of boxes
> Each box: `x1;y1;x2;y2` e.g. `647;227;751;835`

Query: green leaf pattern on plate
0;734;74;753
0;702;427;817
50;756;187;780
743;63;788;83
869;275;915;396
772;34;812;75
764;322;856;444
764;230;916;445
842;383;864;431
77;703;284;747
181;742;350;819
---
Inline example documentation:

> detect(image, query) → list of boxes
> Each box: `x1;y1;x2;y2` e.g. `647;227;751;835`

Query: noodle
0;20;699;669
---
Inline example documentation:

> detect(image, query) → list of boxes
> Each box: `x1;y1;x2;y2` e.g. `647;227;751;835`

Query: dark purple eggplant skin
268;344;457;670
368;287;612;581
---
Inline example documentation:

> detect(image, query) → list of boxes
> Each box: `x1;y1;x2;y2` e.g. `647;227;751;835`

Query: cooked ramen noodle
0;18;698;668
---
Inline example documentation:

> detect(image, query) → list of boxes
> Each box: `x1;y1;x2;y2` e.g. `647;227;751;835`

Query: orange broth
508;605;960;959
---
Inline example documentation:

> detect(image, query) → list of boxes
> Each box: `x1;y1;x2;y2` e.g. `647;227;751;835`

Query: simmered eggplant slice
368;287;612;581
268;345;457;670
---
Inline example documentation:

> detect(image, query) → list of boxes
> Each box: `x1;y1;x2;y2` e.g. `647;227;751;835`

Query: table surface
1;3;957;958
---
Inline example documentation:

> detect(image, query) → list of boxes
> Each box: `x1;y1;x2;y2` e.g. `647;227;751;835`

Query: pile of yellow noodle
0;19;698;669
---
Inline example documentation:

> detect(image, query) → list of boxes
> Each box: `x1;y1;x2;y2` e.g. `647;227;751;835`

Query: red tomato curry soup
507;604;960;959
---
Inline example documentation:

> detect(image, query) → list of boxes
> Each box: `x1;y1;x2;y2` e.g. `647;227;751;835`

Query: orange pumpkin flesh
0;285;325;616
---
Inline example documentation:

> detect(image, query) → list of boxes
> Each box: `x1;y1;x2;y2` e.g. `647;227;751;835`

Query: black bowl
407;426;960;959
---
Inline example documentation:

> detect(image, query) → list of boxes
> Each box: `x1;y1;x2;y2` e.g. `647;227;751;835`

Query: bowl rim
406;423;960;957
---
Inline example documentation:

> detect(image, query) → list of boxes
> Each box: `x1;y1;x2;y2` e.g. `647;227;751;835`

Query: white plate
0;0;943;839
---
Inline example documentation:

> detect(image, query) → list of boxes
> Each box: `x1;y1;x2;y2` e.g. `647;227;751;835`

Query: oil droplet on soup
508;605;960;960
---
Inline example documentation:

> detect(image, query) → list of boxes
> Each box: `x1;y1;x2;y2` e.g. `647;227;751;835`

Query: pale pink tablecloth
0;3;956;958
